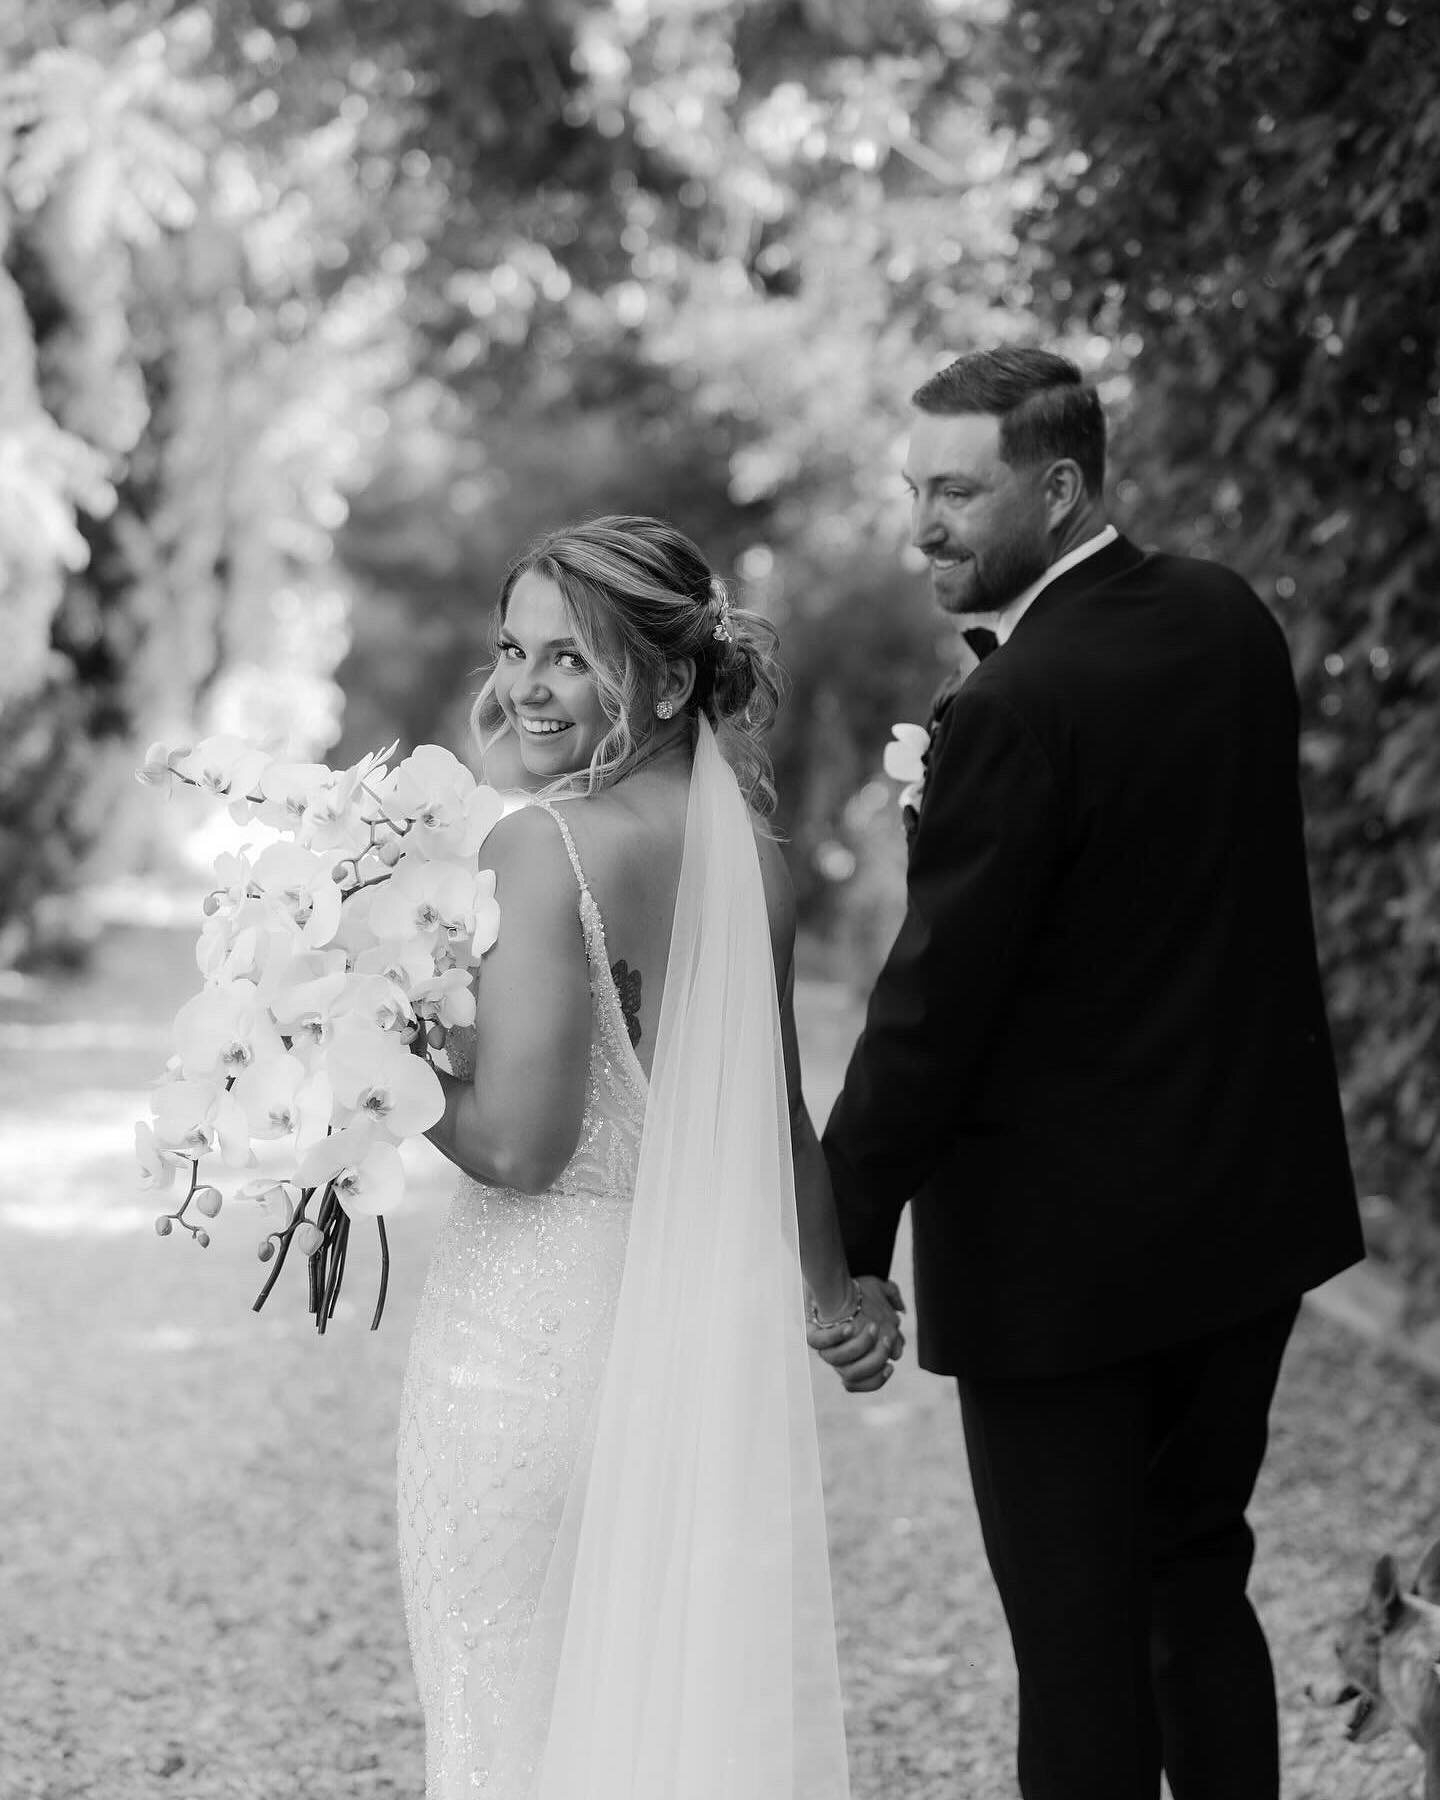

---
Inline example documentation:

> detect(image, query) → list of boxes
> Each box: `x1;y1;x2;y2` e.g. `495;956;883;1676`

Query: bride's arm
780;968;859;1322
755;833;852;1318
424;807;592;1192
758;832;905;1384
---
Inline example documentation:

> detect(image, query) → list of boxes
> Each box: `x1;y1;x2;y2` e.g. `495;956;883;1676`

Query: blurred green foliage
992;0;1440;1273
0;0;1015;958
2;0;1437;1275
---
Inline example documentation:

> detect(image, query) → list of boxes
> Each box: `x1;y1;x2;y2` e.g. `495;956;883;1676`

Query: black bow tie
962;627;998;662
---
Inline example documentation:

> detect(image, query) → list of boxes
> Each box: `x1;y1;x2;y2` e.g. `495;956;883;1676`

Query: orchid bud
201;893;221;917
378;839;403;867
193;1186;223;1219
195;1228;211;1248
154;1215;174;1237
292;1220;324;1257
257;1238;276;1262
331;861;351;884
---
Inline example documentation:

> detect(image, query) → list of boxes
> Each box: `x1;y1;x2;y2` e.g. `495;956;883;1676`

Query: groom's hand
808;1276;907;1393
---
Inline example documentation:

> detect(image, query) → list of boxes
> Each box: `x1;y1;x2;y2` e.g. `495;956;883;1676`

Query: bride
396;515;902;1798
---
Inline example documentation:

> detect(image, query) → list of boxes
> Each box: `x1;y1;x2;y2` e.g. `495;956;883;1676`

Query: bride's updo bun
472;515;784;815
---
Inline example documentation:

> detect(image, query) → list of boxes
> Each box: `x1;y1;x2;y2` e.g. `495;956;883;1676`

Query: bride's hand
809;1275;906;1393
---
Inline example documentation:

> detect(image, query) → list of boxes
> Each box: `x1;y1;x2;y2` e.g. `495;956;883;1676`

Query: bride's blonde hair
471;515;783;815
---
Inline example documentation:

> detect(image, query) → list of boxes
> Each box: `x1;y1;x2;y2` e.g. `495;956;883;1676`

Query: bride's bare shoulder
478;805;579;901
548;784;684;873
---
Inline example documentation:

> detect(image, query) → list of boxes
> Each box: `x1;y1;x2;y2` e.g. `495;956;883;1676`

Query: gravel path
2;922;1436;1800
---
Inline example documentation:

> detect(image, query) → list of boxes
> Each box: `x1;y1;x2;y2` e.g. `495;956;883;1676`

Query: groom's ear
1041;458;1086;531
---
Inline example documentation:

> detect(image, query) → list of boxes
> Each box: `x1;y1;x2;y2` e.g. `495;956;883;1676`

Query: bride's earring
655;699;675;719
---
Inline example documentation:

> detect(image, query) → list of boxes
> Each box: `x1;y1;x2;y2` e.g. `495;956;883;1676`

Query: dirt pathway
1;923;1434;1798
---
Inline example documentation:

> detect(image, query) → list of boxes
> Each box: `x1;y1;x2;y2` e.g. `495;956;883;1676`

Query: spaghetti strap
527;798;592;904
526;799;650;1095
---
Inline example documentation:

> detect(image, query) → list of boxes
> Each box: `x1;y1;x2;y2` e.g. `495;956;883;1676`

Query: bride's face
494;571;614;779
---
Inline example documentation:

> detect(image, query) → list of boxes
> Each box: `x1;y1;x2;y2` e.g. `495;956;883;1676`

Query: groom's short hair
912;347;1106;497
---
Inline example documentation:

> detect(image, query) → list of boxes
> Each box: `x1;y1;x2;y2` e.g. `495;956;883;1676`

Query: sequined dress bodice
397;804;649;1798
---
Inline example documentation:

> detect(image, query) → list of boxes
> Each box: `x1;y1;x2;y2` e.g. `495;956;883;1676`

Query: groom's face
904;410;1050;616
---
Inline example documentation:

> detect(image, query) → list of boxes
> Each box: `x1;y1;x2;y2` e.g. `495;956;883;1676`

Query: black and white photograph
2;2;1438;1796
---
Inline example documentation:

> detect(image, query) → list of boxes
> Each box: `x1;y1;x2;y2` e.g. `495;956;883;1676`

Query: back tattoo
610;960;643;1048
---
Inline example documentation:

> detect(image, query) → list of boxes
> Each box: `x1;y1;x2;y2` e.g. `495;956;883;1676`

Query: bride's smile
494;568;611;775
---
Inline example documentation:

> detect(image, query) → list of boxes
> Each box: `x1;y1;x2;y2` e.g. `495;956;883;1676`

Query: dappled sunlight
0;1;1435;1793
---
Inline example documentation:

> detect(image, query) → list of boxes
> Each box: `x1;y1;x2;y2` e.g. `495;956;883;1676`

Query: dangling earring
655;698;675;720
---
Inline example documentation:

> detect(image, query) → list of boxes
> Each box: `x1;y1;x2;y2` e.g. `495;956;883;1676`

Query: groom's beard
934;534;1050;616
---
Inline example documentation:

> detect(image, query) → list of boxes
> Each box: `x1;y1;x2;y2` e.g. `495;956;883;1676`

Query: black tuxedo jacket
823;534;1362;1379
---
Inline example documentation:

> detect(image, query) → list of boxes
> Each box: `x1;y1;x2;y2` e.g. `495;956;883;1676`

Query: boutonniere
883;722;931;817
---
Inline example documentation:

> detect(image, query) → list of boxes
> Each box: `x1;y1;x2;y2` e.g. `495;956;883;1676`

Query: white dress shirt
986;524;1119;647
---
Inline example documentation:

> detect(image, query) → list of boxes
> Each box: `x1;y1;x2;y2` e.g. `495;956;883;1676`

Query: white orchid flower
334;973;414;1037
883;722;929;784
135;741;189;795
298;1126;407;1217
331;885;381;962
230;1053;309;1141
195;908;280;985
414;967;477;1029
135;1119;188;1191
229;1058;334;1159
326;1034;445;1141
250;842;343;947
208;850;257;915
151;1076;252;1168
883;722;931;813
466;868;502;957
259;946;347;1001
381;743;470;818
369;858;458;943
254;761;334;829
299;748;396;857
371;862;499;960
268;968;349;1054
381;745;506;858
173;735;271;801
240;1176;301;1227
173;980;286;1081
353;939;436;997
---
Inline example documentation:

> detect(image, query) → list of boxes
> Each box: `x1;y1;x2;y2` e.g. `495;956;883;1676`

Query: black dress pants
958;1299;1299;1800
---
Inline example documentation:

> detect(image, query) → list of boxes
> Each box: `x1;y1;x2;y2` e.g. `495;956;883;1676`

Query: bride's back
543;768;689;1081
547;757;795;1084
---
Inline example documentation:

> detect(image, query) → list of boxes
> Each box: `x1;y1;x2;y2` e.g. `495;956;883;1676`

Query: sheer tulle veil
490;716;850;1798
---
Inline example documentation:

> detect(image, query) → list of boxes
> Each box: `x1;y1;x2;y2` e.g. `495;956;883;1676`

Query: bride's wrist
807;1277;863;1330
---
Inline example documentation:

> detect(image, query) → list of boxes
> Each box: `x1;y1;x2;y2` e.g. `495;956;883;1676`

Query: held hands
807;1275;908;1393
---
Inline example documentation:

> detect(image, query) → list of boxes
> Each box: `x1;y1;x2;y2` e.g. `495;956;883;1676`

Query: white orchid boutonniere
883;722;931;816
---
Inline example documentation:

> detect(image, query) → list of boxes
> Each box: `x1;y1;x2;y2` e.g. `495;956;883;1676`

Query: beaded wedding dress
396;723;850;1800
397;801;646;1795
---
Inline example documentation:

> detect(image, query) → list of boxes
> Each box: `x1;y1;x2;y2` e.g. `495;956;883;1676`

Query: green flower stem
160;1160;209;1241
317;1208;350;1334
371;1217;390;1332
251;1183;319;1314
309;1186;343;1319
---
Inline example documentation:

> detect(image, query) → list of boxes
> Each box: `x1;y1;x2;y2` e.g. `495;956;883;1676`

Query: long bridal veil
491;716;850;1798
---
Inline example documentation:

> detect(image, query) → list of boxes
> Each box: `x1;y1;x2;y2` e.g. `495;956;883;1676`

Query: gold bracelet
808;1279;864;1330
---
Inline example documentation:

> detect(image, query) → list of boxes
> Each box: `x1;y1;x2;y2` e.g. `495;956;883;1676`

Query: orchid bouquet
134;736;504;1330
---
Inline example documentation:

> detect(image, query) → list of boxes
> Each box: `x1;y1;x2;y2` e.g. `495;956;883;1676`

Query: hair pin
710;576;734;644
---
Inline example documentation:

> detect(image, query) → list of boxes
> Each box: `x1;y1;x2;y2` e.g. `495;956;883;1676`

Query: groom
815;347;1363;1799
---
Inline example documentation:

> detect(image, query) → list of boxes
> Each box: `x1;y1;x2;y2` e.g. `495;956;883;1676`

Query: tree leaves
995;0;1440;1269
